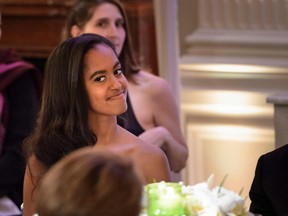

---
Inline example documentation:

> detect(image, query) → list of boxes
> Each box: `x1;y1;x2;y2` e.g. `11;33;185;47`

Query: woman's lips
107;91;125;100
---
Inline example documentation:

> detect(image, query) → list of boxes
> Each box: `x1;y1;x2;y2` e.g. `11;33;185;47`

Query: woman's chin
118;105;127;115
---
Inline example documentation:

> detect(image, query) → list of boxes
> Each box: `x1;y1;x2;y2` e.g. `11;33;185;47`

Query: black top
119;93;145;136
249;144;288;216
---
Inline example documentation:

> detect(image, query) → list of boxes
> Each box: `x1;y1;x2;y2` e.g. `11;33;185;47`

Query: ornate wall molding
198;0;288;30
183;0;288;67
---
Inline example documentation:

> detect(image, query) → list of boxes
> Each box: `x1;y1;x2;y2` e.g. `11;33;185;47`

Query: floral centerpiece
141;175;254;216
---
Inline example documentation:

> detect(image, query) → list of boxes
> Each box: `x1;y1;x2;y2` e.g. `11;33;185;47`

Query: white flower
143;175;252;216
184;182;220;215
213;186;245;215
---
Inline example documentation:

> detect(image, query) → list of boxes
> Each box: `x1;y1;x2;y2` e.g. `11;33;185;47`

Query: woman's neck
89;115;120;146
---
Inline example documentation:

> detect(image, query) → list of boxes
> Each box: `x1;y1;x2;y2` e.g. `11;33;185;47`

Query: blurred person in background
35;148;143;216
249;144;288;216
0;11;42;215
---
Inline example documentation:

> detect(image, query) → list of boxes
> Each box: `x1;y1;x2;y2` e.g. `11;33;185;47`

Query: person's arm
249;155;275;216
138;78;188;172
23;155;44;216
0;71;38;207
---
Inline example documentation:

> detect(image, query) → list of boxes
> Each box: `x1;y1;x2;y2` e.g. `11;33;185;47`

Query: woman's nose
107;24;118;38
109;76;122;90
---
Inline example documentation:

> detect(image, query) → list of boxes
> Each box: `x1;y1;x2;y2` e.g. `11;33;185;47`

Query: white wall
154;0;288;206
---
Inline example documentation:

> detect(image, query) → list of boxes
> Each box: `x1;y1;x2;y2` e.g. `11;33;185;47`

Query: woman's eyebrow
89;70;105;80
89;61;121;80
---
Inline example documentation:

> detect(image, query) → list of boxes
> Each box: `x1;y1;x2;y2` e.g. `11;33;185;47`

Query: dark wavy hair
62;0;140;81
24;33;119;169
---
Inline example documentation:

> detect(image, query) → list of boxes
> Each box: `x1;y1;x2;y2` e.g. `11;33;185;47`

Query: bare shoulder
109;128;171;183
118;127;167;164
119;128;164;157
28;155;45;172
133;139;171;182
133;70;172;95
26;154;46;180
23;155;46;216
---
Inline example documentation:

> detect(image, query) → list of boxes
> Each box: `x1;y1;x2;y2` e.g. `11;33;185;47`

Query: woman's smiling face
83;44;127;117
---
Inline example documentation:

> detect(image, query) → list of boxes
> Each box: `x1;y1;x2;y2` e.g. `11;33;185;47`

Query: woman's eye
95;76;106;82
116;20;124;28
114;69;123;76
96;21;107;28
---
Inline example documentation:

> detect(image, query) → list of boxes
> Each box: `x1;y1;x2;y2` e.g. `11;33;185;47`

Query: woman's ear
70;25;82;37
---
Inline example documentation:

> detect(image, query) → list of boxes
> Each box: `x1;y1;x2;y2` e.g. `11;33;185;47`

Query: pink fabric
0;61;26;75
0;94;5;154
0;94;3;114
0;49;42;155
0;61;35;91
